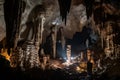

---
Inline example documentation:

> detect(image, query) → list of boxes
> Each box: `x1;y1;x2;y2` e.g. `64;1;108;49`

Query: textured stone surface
0;26;5;41
0;0;87;40
20;0;87;39
0;0;5;41
10;41;40;70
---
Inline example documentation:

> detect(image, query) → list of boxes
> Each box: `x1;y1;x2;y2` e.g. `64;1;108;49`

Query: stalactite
14;0;24;49
4;0;23;54
58;0;72;24
84;0;94;19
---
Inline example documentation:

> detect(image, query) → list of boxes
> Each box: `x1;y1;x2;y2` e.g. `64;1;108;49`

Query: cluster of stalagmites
10;40;40;70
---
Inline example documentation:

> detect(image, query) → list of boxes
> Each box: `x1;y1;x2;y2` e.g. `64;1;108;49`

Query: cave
0;0;120;80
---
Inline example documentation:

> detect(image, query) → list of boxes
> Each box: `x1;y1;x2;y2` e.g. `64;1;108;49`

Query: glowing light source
0;48;10;61
52;17;62;25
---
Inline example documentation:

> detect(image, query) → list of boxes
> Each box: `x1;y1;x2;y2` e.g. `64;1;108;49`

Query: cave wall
0;0;5;41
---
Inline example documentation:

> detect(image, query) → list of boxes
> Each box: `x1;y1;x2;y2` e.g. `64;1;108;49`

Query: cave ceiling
0;0;88;40
0;0;120;41
21;0;87;39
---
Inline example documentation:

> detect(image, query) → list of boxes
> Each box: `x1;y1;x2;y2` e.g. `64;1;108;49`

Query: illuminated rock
10;41;40;70
66;45;71;63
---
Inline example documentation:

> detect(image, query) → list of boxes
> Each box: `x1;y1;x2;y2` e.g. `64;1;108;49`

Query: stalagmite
86;39;89;48
60;27;65;50
40;15;45;44
80;51;84;61
52;29;56;58
66;45;71;63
